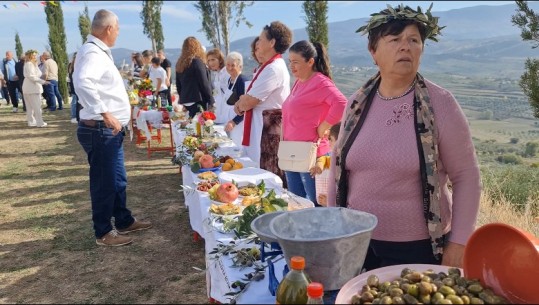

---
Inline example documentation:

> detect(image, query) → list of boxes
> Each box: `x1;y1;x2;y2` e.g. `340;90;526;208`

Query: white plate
218;167;283;187
335;264;462;304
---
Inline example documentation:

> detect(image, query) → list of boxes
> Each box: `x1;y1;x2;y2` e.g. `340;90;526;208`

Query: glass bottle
306;282;324;304
275;256;311;304
157;95;162;109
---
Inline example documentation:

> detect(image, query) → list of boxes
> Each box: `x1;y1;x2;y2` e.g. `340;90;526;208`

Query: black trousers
18;80;26;110
1;86;9;103
362;238;442;271
7;80;19;108
184;101;208;118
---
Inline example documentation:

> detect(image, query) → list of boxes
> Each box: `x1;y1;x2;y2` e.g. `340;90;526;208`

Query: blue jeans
44;80;63;110
77;123;134;238
71;94;78;119
284;171;318;206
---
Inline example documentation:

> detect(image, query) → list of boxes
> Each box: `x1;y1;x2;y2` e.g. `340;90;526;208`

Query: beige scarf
334;72;445;260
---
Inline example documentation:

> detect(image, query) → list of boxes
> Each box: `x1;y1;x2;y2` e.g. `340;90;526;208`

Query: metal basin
250;211;285;243
269;207;378;290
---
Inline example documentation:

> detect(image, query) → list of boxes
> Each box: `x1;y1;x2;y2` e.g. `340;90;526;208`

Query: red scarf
242;53;282;146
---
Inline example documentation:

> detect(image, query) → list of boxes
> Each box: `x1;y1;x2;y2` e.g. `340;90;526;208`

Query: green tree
140;0;164;53
511;0;539;118
78;3;91;44
194;1;253;55
14;32;23;59
524;141;539;157
302;0;329;48
44;1;69;104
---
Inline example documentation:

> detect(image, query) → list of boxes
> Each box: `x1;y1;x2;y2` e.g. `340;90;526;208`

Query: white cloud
161;4;197;21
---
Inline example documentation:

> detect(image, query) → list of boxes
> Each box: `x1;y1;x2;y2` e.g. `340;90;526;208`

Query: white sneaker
38;122;48;127
70;118;78;124
28;122;37;127
12;107;18;113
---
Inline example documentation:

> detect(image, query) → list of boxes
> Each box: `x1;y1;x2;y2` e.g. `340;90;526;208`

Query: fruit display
221;158;244;171
350;267;508;304
214;182;239;203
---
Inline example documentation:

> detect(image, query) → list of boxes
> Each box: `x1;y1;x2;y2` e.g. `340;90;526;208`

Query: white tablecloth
132;106;168;141
173;123;289;304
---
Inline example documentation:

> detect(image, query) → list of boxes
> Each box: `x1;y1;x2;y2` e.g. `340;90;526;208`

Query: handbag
226;91;239;105
277;138;320;173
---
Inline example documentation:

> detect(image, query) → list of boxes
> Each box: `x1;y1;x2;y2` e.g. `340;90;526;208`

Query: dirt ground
0;101;208;304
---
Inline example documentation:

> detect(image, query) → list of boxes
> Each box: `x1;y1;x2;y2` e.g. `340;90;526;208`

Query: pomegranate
199;154;215;168
193;150;205;162
215;183;239;203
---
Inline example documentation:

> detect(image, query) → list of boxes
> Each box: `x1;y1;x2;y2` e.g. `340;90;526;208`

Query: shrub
510;137;519;144
531;163;539;168
496;154;523;164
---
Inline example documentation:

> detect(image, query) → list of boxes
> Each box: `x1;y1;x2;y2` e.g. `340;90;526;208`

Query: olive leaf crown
356;3;445;42
25;49;39;56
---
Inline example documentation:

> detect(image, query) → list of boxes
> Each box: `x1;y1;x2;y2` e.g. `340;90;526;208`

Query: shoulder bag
277;134;320;173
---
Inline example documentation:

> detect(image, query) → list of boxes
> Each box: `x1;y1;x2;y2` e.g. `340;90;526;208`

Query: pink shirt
328;80;481;246
282;72;347;156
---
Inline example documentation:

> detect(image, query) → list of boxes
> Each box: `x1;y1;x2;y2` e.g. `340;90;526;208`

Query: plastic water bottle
275;256;311;304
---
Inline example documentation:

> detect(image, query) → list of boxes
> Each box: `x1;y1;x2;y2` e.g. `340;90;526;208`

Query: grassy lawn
0;100;207;304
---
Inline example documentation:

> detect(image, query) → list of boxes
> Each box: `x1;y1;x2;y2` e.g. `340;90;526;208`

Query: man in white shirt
73;9;152;247
148;57;169;106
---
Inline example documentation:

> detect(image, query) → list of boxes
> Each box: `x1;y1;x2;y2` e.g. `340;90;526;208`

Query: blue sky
0;1;514;55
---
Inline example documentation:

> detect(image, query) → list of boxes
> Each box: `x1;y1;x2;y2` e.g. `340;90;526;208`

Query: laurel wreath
356;3;445;42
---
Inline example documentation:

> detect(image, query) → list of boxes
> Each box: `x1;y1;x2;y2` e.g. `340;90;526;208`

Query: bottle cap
290;256;305;270
307;282;324;298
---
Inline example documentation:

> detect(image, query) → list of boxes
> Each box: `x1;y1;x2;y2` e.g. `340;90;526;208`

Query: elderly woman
22;49;50;127
175;37;214;118
223;51;247;146
281;40;347;205
206;48;230;124
234;21;292;178
328;4;481;269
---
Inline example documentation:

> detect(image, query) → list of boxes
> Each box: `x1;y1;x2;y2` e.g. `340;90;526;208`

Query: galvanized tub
269;207;378;290
250;211;285;243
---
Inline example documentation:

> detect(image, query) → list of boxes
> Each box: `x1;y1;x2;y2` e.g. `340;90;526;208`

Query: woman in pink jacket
281;40;347;206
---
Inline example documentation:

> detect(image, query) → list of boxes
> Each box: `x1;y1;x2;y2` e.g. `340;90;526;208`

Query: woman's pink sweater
282;72;347;156
327;80;481;246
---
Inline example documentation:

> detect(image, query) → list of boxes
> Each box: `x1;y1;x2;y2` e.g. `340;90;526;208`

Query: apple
216;183;239;203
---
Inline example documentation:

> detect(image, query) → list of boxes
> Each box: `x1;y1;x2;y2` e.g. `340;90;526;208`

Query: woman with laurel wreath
327;4;481;269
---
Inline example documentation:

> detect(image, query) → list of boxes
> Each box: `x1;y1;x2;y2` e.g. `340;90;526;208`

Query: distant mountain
111;3;539;79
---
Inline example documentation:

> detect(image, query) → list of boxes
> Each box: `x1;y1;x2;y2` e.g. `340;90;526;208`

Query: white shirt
73;35;131;125
149;65;168;92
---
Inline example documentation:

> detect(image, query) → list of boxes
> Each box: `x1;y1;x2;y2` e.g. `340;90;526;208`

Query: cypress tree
141;0;164;53
15;32;24;59
78;4;91;44
44;2;69;104
302;0;329;48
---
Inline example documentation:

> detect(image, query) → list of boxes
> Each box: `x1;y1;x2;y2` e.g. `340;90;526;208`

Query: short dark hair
151;57;161;65
263;21;292;54
329;123;341;140
368;19;427;52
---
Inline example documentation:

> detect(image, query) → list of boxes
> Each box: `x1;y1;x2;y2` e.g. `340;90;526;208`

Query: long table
172;123;287;304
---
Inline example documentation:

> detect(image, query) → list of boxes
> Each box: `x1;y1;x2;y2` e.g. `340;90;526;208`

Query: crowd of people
5;5;481;273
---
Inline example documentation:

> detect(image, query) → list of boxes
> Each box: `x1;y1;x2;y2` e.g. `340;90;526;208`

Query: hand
309;164;323;177
441;241;465;268
318;194;327;207
233;103;243;115
44;81;51;85
317;124;330;139
225;121;236;132
102;112;122;135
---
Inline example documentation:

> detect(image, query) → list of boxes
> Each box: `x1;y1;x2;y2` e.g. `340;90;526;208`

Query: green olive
402;294;419;304
432;292;445;303
446;294;465;304
367;275;380;287
361;291;375;303
448;267;462;277
491;295;509;304
433;279;444;290
400;283;410;293
469;297;485;304
351;294;361;304
418;294;431;304
439;285;456;296
437;299;453;305
461;295;471;305
442;277;455;287
467;284;483;295
456;276;468;287
418;281;433;296
379;296;393;304
400;267;413;278
478;292;496;304
372;298;381;305
408;271;423;283
391;296;405;305
454;285;467;296
380;281;392;293
388;288;404;298
407;284;419;298
437;272;448;279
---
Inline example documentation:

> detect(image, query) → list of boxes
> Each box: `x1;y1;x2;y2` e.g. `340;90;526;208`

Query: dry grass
0;100;207;304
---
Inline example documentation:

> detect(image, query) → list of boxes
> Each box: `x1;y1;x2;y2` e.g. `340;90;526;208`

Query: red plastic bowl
463;223;539;304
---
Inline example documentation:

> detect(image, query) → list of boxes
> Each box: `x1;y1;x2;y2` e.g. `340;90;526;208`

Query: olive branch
356;3;445;42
